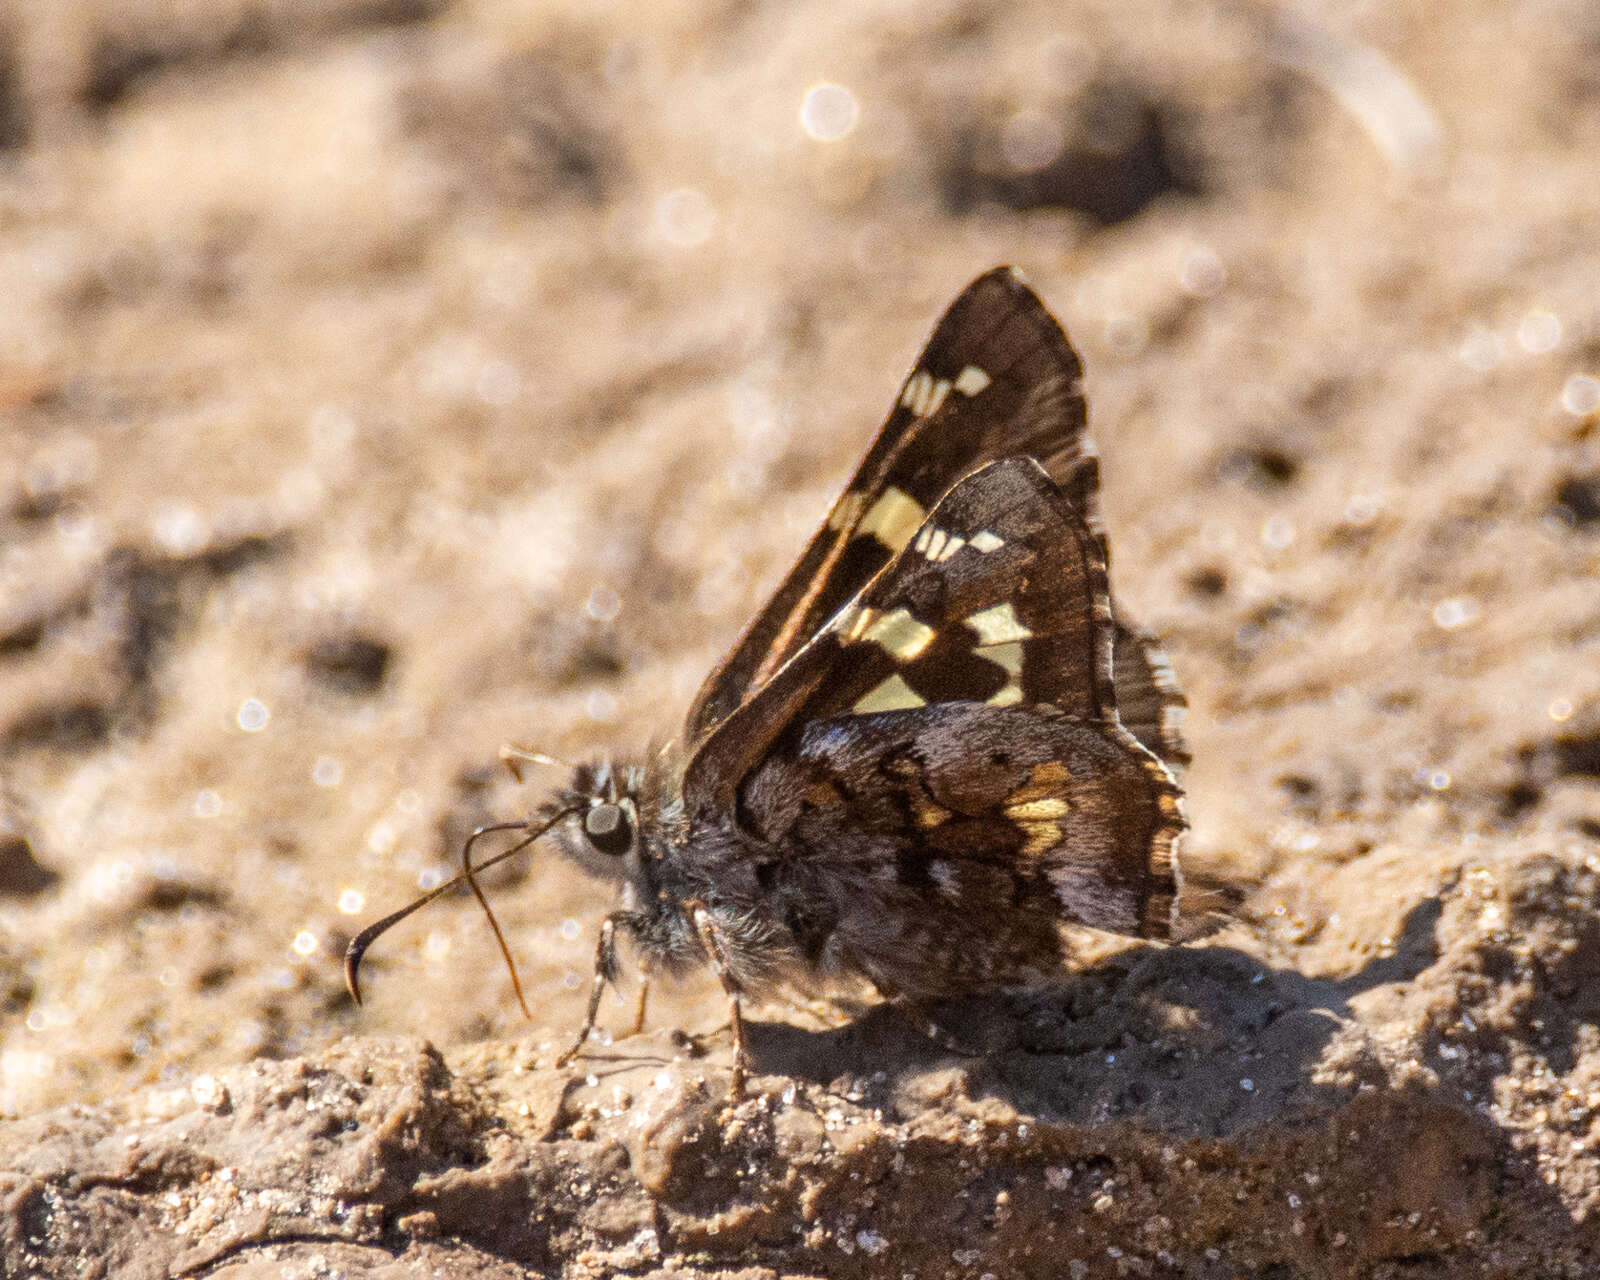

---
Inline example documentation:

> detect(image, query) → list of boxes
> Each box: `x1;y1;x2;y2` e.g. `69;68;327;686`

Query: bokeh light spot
655;188;716;247
1261;516;1296;550
1518;310;1561;353
1432;597;1480;630
1561;374;1600;416
586;585;622;622
800;83;860;141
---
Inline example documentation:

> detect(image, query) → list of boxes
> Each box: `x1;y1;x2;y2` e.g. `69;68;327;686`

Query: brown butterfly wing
685;267;1100;740
683;458;1182;940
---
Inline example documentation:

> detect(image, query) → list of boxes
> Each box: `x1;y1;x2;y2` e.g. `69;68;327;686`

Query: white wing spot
853;673;927;714
858;487;926;550
988;684;1024;707
965;602;1033;645
970;530;1005;553
954;365;991;396
977;639;1023;676
860;607;935;660
917;527;967;562
899;371;930;414
975;629;1027;708
899;370;953;417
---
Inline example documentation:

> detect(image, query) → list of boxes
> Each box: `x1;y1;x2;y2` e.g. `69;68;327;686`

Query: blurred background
2;0;1598;1117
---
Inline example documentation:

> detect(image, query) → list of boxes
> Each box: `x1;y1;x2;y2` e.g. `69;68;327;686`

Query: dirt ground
3;0;1600;1276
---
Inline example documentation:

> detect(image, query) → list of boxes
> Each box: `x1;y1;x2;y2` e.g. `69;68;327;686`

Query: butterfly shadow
741;892;1456;1137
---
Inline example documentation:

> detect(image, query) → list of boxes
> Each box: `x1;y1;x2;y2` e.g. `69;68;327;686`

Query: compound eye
582;802;632;856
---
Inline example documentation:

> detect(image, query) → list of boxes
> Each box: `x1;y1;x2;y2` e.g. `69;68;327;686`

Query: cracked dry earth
4;0;1600;1277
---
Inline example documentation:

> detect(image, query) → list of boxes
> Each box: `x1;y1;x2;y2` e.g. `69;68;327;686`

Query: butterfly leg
628;966;651;1036
685;898;746;1096
555;912;625;1070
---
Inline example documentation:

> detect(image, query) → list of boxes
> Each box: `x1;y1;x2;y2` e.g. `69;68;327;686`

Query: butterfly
346;266;1187;1093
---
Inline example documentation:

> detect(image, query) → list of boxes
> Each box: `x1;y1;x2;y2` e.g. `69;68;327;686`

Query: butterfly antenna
460;819;539;1020
344;809;578;1009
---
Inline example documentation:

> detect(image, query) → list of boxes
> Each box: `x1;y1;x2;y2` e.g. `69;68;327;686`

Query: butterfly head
550;758;663;888
579;797;633;857
344;755;662;1011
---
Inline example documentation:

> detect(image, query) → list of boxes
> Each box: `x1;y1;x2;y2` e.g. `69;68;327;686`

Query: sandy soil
3;0;1600;1275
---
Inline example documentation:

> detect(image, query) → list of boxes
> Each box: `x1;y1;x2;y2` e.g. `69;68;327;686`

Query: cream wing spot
917;527;968;562
977;639;1023;676
954;365;991;396
965;602;1033;646
857;487;926;551
936;533;966;561
899;370;928;413
1018;822;1062;858
853;673;927;714
1005;797;1072;822
898;369;953;417
860;607;935;660
913;794;950;829
1004;790;1072;859
982;633;1029;706
970;530;1005;554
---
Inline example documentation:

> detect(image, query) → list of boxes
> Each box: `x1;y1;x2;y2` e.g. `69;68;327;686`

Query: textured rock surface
3;0;1600;1275
5;895;1600;1280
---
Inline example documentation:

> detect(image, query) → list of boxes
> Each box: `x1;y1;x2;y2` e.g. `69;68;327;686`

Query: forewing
685;266;1099;739
787;456;1118;726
